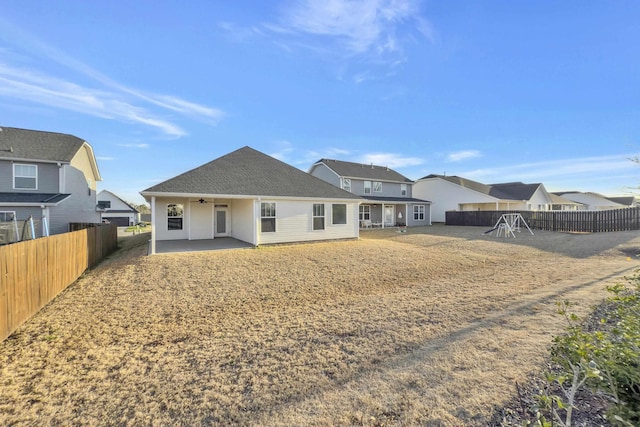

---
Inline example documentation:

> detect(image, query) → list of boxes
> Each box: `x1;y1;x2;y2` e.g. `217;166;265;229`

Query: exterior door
214;207;229;237
384;205;395;226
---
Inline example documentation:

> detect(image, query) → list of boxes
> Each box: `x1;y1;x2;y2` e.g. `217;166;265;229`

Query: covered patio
150;237;254;254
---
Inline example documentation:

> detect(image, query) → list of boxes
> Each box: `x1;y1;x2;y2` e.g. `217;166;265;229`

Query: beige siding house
141;147;361;254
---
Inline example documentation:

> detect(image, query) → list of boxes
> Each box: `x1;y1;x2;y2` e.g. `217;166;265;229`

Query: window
413;205;425;221
167;203;184;230
0;211;16;222
98;201;111;209
359;205;370;221
342;178;351;192
401;184;407;196
14;164;37;190
373;181;382;193
364;180;371;194
261;202;276;232
313;203;325;230
332;204;347;225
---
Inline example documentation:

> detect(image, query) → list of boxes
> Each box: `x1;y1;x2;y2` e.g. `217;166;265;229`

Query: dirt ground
1;225;640;426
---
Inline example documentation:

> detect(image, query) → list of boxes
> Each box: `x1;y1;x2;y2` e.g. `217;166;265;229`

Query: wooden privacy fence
0;223;117;342
446;207;640;233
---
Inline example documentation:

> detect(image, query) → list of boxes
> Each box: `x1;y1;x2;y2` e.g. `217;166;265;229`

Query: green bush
537;275;640;426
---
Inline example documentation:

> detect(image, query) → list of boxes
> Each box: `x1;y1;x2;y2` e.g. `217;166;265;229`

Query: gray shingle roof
142;146;361;199
0;126;86;162
0;192;71;205
315;159;413;182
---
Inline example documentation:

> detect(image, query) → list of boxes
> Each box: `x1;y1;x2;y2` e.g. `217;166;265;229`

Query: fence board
0;224;117;342
446;207;640;233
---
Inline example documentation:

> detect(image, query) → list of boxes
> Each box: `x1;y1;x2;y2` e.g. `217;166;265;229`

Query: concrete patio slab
151;237;254;254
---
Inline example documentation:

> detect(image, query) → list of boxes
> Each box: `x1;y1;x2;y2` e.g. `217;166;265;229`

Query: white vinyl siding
258;200;358;245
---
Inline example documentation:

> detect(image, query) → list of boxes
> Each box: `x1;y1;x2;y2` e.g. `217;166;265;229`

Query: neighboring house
554;192;627;210
308;159;431;228
97;190;140;226
413;175;554;223
0;126;102;237
606;196;639;208
549;193;581;211
140;146;361;254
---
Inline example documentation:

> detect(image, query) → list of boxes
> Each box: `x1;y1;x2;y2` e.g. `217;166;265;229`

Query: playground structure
485;213;534;238
0;215;49;245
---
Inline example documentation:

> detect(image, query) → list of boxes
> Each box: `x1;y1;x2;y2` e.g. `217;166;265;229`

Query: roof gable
489;182;542;200
0;126;86;163
142;146;361;199
314;159;413;183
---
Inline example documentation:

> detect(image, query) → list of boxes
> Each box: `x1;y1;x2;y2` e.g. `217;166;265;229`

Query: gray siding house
141;146;362;253
309;159;431;228
0;126;102;239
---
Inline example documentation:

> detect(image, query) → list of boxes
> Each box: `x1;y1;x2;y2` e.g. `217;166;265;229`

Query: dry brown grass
1;225;640;426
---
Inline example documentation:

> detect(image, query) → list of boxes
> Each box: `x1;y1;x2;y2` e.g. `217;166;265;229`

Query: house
605;196;639;208
140;146;362;254
97;190;140;226
0;126;102;238
413;175;554;222
553;192;627;210
308;159;431;228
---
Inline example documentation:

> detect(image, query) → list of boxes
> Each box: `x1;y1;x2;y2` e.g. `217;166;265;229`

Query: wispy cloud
447;150;482;162
360;152;424;168
463;154;636;183
0;18;225;137
278;0;428;56
96;156;115;161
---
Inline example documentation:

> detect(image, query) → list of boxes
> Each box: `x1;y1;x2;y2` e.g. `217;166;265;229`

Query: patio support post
382;203;385;228
151;196;156;255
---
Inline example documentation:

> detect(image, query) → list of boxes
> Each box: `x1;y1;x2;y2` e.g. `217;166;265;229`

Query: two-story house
0;126;102;239
309;159;431;228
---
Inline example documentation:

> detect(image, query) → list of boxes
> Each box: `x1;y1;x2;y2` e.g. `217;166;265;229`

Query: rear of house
141;147;361;253
309;158;431;228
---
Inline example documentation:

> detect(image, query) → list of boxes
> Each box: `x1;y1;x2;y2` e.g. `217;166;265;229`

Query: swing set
484;213;534;238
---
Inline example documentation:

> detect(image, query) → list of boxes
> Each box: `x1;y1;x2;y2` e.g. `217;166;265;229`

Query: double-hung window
342;178;351;192
364;181;371;194
413;205;425;221
14;164;37;190
167;204;184;230
261;202;276;232
401;184;407;196
373;181;382;193
313;204;325;230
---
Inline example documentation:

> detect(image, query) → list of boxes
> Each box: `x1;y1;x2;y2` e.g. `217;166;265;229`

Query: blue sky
1;1;638;204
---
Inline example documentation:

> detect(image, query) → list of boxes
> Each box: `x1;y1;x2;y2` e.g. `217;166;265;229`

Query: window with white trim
313;203;325;230
167;203;184;230
401;184;407;196
261;202;276;232
373;181;382;193
413;205;425;221
364;180;371;194
332;204;347;225
342;178;351;192
14;164;37;190
359;205;370;221
0;211;16;222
